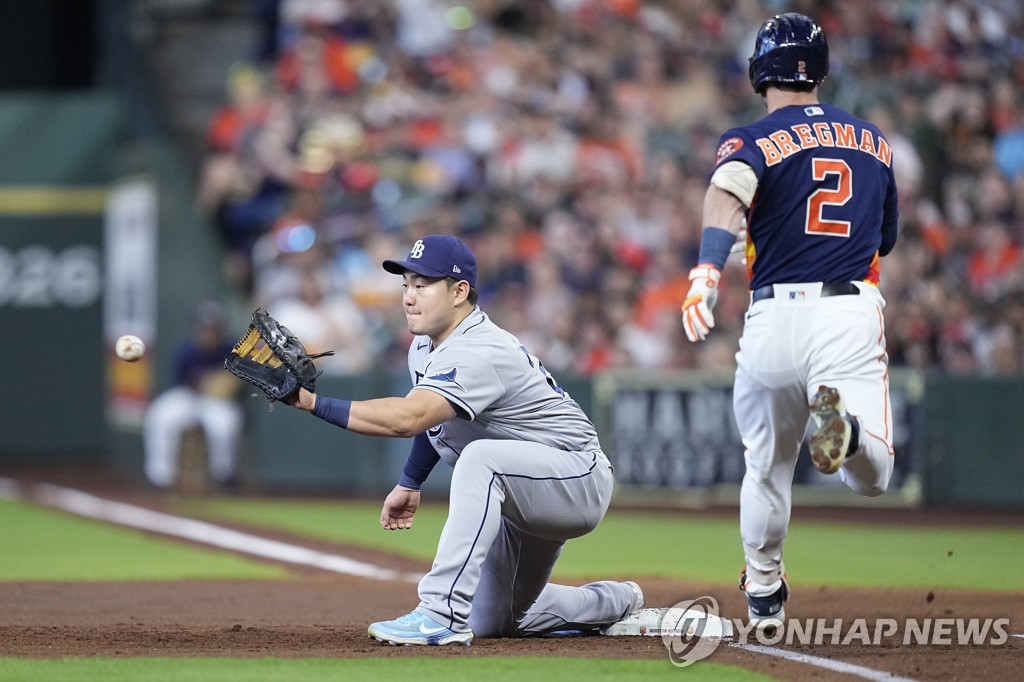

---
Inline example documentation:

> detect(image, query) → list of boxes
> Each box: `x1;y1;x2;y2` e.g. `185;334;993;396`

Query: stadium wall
0;92;242;467
0;93;121;458
245;369;1023;509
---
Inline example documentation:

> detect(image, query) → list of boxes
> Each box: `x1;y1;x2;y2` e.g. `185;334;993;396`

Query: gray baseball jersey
409;307;599;462
407;306;635;635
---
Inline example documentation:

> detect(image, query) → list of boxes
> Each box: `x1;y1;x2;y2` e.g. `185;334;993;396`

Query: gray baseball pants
414;439;636;636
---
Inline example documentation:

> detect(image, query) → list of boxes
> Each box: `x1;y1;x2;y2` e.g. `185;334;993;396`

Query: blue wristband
312;396;352;429
697;226;735;270
398;432;441;490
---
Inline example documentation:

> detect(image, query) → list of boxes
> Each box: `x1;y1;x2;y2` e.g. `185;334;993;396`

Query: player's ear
454;279;471;305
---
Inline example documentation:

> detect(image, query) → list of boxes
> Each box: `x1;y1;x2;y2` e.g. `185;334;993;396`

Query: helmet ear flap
748;13;829;94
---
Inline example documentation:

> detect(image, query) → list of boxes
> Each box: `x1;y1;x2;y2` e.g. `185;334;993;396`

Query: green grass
566;511;1024;591
0;499;288;581
782;521;1020;591
177;499;1024;592
2;491;1017;590
0;657;773;682
175;498;444;561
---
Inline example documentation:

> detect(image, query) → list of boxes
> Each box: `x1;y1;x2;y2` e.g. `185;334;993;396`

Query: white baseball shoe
599;608;668;636
808;385;860;474
598;581;648;636
601;583;735;639
625;580;645;612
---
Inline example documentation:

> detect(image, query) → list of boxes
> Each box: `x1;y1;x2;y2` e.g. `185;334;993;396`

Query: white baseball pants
143;387;243;488
733;282;895;589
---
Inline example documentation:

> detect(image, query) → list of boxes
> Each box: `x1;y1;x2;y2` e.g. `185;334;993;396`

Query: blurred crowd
196;0;1024;377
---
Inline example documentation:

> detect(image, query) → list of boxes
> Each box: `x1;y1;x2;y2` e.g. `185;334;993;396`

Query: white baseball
115;334;146;362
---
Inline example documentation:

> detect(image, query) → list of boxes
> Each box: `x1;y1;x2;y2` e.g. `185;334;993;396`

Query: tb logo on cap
409;240;426;259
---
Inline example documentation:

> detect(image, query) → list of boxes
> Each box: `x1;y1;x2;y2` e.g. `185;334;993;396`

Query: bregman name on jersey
754;122;892;168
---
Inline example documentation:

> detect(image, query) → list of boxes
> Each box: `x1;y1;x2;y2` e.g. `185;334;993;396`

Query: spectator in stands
197;69;293;292
270;267;374;374
201;0;1024;378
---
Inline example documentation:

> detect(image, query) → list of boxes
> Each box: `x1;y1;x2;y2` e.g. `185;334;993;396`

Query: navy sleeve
398;432;441;490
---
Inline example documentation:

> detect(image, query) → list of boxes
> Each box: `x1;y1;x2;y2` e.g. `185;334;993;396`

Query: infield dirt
1;468;1021;681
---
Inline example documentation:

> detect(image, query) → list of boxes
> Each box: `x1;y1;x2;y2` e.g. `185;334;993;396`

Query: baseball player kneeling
285;234;643;645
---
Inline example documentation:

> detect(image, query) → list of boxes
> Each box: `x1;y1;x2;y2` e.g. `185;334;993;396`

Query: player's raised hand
381;485;421;530
682;265;721;342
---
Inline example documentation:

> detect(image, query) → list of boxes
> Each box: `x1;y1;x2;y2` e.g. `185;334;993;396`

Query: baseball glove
224;308;334;402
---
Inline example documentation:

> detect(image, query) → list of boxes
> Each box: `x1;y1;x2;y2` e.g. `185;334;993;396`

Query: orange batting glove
681;265;721;342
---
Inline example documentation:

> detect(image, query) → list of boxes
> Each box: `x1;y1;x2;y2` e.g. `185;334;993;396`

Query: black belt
751;282;860;303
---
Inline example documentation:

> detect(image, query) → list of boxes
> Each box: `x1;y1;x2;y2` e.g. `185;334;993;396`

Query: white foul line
1;478;420;583
730;642;922;682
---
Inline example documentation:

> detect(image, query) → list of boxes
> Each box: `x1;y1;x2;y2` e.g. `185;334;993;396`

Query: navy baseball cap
382;234;478;288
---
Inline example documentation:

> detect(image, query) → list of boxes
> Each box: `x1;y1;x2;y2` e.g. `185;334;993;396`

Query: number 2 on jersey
519;345;565;396
805;158;852;237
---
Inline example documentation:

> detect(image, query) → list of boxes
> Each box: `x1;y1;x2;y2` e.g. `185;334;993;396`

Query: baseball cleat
740;570;789;637
367;611;473;646
601;581;736;638
808;385;859;474
597;581;645;636
599;608;667;636
625;580;645;613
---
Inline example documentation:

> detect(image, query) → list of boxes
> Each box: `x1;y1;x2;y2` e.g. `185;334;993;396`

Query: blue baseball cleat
367;611;473;646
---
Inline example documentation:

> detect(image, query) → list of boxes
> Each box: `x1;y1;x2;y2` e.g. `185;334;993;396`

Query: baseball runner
283;234;642;645
680;14;898;631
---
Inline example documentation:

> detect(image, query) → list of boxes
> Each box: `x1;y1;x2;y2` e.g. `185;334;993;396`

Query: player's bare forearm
293;387;456;439
683;184;748;343
703;185;747;235
347;394;455;438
